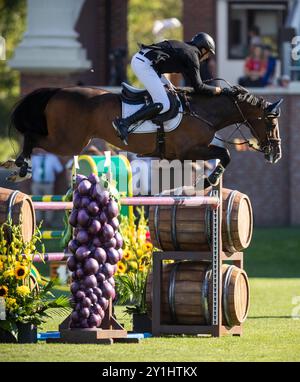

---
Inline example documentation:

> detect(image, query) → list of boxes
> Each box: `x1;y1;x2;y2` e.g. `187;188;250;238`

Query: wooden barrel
0;187;36;242
148;188;253;253
146;261;250;327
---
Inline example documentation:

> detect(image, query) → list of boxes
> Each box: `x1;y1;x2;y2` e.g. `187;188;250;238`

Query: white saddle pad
122;97;183;134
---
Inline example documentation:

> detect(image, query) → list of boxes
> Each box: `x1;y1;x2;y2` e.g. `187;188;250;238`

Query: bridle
179;78;281;154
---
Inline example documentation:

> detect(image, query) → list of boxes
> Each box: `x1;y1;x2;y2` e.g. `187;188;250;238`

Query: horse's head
236;88;282;164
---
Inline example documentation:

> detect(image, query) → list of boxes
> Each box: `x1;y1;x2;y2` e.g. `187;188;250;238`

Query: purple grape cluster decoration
67;174;123;329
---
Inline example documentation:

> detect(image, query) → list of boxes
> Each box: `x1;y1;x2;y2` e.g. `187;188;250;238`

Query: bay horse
5;84;282;186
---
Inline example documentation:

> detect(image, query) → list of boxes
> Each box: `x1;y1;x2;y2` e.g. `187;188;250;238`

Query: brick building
10;0;128;95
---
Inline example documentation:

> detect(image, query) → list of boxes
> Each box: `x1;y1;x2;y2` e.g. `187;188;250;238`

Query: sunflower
0;285;8;297
139;254;150;265
123;249;132;261
16;285;31;297
15;265;27;280
117;262;126;274
143;242;153;252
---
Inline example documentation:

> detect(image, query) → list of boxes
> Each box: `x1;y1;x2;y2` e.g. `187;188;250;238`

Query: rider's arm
187;63;220;95
184;52;220;96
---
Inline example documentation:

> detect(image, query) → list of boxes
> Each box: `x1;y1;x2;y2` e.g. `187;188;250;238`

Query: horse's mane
179;85;269;110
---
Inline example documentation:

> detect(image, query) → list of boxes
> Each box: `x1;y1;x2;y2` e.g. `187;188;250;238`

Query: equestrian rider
113;32;233;145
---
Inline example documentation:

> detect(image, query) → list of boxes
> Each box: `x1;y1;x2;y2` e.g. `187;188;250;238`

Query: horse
3;84;282;186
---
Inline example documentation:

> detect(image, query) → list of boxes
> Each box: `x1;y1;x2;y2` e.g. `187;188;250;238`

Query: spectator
238;45;266;87
261;45;277;86
278;74;290;88
248;26;262;47
31;149;63;227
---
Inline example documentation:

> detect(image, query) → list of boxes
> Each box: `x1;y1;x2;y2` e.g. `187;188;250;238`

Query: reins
179;78;265;153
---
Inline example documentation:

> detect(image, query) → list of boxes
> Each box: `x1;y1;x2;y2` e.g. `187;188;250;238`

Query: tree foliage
127;0;183;85
0;0;26;135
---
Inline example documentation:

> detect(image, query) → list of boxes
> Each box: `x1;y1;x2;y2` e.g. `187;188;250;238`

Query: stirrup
112;119;128;146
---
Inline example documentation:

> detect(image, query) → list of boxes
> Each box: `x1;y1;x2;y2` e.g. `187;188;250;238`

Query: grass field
1;228;300;362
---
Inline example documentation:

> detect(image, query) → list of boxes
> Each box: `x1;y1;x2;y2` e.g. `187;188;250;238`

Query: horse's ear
265;98;283;117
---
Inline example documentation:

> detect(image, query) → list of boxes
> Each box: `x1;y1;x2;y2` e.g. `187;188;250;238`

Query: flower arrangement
115;207;154;314
0;220;69;340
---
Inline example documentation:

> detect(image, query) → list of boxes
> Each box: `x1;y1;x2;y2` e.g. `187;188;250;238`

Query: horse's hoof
19;165;28;178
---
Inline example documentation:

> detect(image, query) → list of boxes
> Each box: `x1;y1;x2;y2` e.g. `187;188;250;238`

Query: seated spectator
238;45;266;87
261;45;277;86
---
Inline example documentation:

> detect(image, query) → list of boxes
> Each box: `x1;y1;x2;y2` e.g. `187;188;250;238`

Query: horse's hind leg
14;135;34;178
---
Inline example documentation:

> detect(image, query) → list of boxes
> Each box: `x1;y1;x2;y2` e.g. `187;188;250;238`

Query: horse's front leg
182;145;230;188
205;145;231;186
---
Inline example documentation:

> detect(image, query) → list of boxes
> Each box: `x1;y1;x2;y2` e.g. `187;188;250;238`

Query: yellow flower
3;269;14;278
143;242;153;252
139;264;146;272
16;285;30;297
123;249;132;261
0;285;8;297
128;261;138;270
140;254;150;265
0;260;3;271
15;265;27;280
5;297;17;309
117;262;126;274
136;249;143;258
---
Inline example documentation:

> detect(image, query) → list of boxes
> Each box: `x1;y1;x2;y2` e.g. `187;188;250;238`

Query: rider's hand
215;87;222;95
221;87;236;96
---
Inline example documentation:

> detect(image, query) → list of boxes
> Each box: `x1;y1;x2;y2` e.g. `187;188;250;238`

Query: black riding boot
112;102;163;145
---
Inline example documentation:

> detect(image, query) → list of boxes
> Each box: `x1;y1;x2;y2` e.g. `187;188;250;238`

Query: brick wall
76;0;128;86
221;93;300;226
183;0;216;40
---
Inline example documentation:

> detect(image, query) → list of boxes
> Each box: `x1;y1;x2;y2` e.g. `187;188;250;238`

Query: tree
0;0;26;136
127;0;183;86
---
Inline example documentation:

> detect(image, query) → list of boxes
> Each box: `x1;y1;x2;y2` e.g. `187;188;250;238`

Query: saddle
120;82;181;157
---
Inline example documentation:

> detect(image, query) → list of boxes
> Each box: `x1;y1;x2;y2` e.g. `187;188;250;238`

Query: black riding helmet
190;32;216;55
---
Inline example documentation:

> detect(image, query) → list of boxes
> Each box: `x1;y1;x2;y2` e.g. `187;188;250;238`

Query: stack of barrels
146;187;253;327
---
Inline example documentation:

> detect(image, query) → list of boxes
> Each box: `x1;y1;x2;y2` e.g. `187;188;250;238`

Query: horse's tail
9;87;60;144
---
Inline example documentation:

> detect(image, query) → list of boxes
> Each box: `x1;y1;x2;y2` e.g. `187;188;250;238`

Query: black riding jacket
141;40;217;96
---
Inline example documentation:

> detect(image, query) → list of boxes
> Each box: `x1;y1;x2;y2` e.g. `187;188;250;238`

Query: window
228;1;288;59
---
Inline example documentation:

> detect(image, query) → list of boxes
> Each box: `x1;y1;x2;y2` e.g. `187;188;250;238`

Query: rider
113;32;234;145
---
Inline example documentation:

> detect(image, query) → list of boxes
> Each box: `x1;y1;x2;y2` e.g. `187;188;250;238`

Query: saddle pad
122;99;183;134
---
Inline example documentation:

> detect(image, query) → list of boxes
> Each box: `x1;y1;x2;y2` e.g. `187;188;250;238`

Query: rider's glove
221;87;237;96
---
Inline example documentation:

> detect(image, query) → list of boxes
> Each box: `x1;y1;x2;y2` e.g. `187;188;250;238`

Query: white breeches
131;51;170;113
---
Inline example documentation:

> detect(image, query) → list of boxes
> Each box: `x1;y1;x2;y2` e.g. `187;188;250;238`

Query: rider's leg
112;52;170;145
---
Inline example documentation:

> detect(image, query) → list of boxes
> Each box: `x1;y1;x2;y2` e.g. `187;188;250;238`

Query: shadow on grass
247;316;294;319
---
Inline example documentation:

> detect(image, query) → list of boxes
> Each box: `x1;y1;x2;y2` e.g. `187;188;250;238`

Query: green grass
1;228;300;362
245;227;300;278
